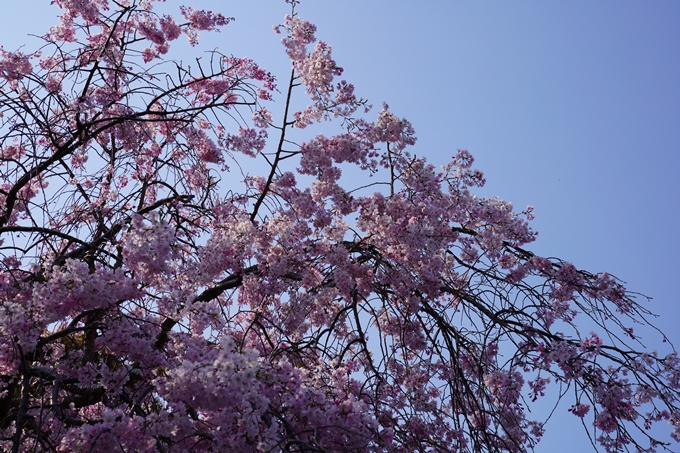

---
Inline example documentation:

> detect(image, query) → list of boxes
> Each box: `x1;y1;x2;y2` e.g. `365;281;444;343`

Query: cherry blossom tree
0;0;678;452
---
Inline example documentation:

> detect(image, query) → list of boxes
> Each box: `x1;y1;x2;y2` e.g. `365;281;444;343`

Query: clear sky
3;1;679;451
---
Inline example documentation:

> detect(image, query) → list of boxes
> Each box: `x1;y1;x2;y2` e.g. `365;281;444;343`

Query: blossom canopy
0;1;677;452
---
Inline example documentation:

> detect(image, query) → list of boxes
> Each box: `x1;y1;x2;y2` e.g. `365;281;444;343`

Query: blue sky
3;1;680;451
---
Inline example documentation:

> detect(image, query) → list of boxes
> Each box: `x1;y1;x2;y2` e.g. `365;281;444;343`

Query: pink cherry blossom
0;1;677;452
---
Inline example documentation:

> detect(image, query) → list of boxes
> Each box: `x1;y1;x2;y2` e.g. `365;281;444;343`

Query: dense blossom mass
0;1;677;452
